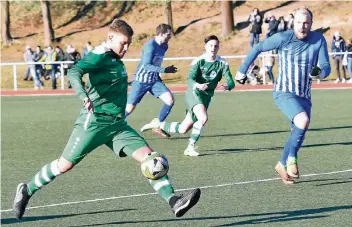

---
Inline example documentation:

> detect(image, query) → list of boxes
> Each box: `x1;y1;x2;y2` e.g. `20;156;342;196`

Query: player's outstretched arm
236;33;286;83
315;38;331;79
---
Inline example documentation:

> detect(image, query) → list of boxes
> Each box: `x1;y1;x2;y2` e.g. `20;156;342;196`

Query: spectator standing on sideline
264;15;278;38
55;46;66;77
39;46;58;89
346;38;352;83
34;46;45;79
24;46;44;90
331;31;347;83
248;8;263;47
263;49;276;84
82;41;93;57
23;46;33;81
277;16;286;33
286;14;294;30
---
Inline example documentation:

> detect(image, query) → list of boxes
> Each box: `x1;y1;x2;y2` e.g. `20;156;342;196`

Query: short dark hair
87;41;91;45
109;19;134;37
156;24;172;35
204;35;219;44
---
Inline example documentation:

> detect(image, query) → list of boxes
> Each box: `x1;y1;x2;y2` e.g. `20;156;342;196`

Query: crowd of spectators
23;42;93;89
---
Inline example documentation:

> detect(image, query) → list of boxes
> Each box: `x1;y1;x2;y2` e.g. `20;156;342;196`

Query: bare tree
1;0;12;46
221;0;234;37
164;0;174;36
41;0;55;46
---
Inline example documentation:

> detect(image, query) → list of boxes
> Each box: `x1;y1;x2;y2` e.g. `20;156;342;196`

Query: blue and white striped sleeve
317;37;331;79
238;33;286;74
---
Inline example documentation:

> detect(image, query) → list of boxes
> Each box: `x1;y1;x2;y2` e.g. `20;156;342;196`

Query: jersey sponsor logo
203;71;217;80
112;59;117;62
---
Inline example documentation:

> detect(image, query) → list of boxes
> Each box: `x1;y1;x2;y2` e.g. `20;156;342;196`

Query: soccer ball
141;152;169;180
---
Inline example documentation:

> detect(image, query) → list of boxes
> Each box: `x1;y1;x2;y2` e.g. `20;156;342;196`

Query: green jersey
187;54;235;97
68;42;128;117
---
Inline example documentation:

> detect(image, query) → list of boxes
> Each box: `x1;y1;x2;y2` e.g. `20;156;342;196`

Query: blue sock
280;124;307;166
125;111;130;118
288;124;307;158
158;104;174;122
280;136;291;166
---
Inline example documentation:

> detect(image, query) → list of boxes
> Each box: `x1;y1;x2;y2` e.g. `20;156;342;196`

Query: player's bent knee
294;112;310;129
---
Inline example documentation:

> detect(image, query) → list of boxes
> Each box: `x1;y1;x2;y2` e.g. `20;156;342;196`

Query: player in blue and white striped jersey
235;7;331;184
126;24;177;138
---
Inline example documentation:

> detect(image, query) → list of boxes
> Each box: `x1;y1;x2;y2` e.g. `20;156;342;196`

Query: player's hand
83;97;94;113
217;83;229;91
195;83;209;91
164;65;177;73
235;71;247;85
309;66;322;79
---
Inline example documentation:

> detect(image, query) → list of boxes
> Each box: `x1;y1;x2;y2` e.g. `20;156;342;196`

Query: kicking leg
111;127;201;217
133;146;201;217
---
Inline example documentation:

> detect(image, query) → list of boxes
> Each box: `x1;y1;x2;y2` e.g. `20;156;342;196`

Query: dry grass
1;1;351;89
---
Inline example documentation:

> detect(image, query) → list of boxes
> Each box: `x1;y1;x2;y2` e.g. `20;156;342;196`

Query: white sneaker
334;78;340;83
184;145;200;157
141;118;160;132
341;78;346;83
347;79;352;83
317;79;320;84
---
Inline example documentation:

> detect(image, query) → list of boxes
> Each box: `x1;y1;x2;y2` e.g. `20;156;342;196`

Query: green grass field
1;90;352;227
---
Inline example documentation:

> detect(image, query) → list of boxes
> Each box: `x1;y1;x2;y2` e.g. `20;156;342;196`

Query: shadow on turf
296;177;352;186
144;125;352;141
67;205;352;226
0;208;135;225
200;141;352;156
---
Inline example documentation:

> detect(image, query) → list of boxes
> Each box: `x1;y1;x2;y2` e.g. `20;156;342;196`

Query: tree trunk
41;0;55;46
221;0;234;37
1;1;12;46
164;0;174;36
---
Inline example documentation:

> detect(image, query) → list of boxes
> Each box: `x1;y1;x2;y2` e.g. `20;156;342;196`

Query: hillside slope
1;1;351;88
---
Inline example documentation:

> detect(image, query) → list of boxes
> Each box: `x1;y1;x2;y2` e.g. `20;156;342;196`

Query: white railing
0;52;351;90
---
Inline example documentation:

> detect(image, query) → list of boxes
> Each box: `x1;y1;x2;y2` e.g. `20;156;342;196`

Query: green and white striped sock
27;159;61;196
189;121;204;146
160;122;181;133
149;175;175;202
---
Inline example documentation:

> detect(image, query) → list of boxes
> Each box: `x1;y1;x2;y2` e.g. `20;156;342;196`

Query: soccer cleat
184;145;200;157
13;183;31;220
141;118;161;132
172;188;201;217
287;157;299;179
152;128;171;138
274;162;295;185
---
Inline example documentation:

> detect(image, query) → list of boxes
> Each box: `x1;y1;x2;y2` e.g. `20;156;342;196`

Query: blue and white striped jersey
239;30;331;99
133;39;168;84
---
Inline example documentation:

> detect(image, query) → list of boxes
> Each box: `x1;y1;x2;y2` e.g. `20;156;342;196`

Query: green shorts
185;89;212;122
62;109;148;164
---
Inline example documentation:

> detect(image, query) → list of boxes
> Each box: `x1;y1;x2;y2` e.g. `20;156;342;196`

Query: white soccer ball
141;152;169;180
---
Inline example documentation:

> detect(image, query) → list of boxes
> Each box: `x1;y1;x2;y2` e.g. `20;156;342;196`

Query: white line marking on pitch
2;169;351;213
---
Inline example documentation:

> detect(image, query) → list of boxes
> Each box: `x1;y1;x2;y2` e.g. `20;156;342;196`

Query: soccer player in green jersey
13;19;201;220
141;35;235;156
